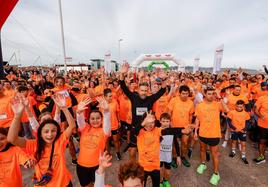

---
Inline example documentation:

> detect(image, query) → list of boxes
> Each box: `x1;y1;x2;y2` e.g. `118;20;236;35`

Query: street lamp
58;0;67;74
118;39;123;64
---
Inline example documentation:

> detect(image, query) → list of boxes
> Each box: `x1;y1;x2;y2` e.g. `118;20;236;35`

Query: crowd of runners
0;64;268;187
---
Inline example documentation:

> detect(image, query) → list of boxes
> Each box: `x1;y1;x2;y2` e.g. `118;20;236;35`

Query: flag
193;56;200;73
0;0;19;29
213;44;224;74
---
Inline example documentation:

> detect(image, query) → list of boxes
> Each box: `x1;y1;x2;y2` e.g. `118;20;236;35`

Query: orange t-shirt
25;132;72;187
0;95;14;128
168;97;195;128
78;125;108;167
255;95;268;129
227;94;248;110
137;127;161;171
240;84;249;98
118;95;132;123
195;101;222;138
0;146;30;187
3;89;15;98
153;95;171;120
94;85;104;96
227;110;250;132
108;101;120;130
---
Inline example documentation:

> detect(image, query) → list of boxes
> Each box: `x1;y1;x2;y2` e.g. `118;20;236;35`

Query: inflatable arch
132;54;185;72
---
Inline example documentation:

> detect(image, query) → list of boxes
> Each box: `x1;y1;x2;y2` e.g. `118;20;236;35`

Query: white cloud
2;0;268;69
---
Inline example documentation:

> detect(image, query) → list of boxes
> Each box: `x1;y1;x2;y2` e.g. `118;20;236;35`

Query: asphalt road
22;140;268;187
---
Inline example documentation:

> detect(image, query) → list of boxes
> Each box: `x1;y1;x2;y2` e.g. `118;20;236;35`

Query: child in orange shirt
0;127;35;187
76;97;111;187
7;94;76;187
137;112;189;187
226;100;251;164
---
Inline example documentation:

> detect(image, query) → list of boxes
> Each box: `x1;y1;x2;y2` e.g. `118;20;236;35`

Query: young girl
7;94;76;187
76;96;111;187
0;127;35;187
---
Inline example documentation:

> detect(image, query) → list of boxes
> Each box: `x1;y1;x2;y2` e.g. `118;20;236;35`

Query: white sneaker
222;141;228;148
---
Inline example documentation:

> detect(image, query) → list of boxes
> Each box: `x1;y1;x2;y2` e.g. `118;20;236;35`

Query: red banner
0;0;19;29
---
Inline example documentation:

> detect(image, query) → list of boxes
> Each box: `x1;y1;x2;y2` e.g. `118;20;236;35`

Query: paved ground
22;140;268;187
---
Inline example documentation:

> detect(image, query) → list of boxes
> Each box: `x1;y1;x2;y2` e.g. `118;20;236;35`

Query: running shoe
242;157;249;164
71;159;77;165
182;157;191;167
116;152;122;161
171;159;178;168
253;155;266;164
196;163;207;174
163;180;171;187
229;151;236;158
209;173;220;186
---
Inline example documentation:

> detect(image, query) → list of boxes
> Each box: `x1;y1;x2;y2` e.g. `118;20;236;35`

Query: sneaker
182;157;191;167
160;182;164;187
171;159;178;168
242;157;249;164
229;151;236;158
188;148;193;159
206;151;210;162
209;173;220;186
222;141;228;148
196;163;207;174
253;155;266;164
163;180;171;187
72;159;77;165
116;152;122;161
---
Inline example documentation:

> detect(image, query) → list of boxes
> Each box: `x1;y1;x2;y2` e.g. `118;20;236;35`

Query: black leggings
144;170;160;187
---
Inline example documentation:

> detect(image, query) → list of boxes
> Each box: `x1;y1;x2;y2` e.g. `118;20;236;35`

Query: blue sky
2;0;268;70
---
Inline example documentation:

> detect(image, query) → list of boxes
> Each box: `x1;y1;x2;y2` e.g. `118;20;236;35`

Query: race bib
0;114;8;120
57;90;70;97
136;107;148;116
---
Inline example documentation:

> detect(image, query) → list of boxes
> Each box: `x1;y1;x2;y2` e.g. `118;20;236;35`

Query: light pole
58;0;67;74
118;39;123;64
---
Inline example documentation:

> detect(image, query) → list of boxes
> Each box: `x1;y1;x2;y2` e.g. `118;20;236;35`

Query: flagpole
58;0;67;74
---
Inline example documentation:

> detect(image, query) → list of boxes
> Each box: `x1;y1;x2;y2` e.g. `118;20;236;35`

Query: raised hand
21;96;30;108
120;63;129;74
11;94;25;115
77;97;92;114
99;151;112;170
96;97;109;112
52;94;67;109
141;111;155;127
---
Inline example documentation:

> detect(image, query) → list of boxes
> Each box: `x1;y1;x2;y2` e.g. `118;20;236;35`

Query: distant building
90;59;119;71
54;59;119;72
